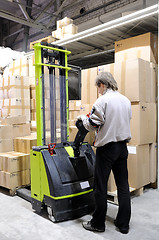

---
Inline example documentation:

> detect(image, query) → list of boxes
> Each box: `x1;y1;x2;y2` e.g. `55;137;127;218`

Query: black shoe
114;220;129;234
82;221;105;232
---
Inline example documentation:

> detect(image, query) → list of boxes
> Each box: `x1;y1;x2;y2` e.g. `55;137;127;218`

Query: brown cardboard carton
0;171;3;186
62;24;78;34
69;110;80;120
30;85;36;99
127;145;150;189
0;151;30;173
0;115;26;125
14;135;37;154
98;62;125;95
69;100;81;111
57;17;73;28
108;171;117;192
147;103;157;143
0;139;14;153
125;59;151;102
0;158;2;170
13;123;31;138
0;169;30;189
130;103;148;145
9;56;29;76
1;98;30;123
1;76;30;99
0;125;13;139
129;102;156;145
79;104;93;115
149;143;157;183
30;99;36;110
28;54;35;78
115;32;158;63
81;67;98;104
150;63;157;103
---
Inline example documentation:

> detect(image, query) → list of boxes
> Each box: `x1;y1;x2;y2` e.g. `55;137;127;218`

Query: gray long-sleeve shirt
82;89;132;147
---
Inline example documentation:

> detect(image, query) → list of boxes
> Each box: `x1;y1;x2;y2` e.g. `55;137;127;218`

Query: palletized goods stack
98;32;158;191
0;114;31;191
0;151;30;191
52;17;78;40
0;56;35;191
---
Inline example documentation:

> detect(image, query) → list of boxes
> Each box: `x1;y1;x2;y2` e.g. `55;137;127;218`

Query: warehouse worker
78;72;132;234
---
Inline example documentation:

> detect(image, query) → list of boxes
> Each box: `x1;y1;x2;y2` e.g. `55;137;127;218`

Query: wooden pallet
0;184;31;196
30;35;56;49
107;187;142;205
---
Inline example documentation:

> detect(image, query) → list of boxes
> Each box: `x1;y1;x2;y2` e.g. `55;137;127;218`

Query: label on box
76;100;81;106
80;181;90;189
127;146;136;154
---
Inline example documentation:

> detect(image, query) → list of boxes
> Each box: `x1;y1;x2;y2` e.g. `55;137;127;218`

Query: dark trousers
91;141;131;229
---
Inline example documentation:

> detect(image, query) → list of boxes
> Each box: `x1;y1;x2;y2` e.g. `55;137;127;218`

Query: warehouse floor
0;188;159;240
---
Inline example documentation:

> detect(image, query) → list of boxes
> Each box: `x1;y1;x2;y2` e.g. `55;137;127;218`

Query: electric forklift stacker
30;42;96;222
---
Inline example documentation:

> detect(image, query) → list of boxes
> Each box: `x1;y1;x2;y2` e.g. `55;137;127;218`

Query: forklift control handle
48;143;56;155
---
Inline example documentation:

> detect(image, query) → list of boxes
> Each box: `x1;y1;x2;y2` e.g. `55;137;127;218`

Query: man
78;72;132;234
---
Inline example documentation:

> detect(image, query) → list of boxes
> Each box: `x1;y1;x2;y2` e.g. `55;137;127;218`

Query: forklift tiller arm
73;119;89;157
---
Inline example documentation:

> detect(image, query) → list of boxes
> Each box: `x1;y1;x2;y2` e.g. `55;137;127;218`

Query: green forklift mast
34;42;71;145
30;42;96;222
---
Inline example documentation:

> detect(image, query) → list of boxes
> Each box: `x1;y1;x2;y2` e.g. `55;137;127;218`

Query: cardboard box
13;123;31;138
0;125;13;139
108;171;117;192
129;102;156;145
1;76;30;99
0;151;30;172
57;17;73;28
14;135;37;154
98;62;125;94
69;100;81;111
62;24;78;34
98;59;155;102
0;115;26;125
0;169;30;189
9;56;29;77
30;85;36;99
52;28;64;40
69;110;80;120
28;54;35;78
125;59;151;102
149;143;157;183
150;63;157;102
115;32;158;63
79;104;93;115
1;98;30;123
127;145;150;189
30;98;36;110
81;67;98;104
0;139;14;153
147;103;157;143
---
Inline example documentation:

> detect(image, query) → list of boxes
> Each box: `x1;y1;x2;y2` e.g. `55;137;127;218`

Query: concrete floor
0;188;159;240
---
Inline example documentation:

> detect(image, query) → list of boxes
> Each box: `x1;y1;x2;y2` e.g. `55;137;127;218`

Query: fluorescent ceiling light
54;4;158;46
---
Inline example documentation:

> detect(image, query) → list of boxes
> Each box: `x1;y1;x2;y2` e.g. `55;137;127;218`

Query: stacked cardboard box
0;116;30;153
9;56;29;77
0;115;32;189
52;17;78;40
0;75;30;122
98;32;157;191
14;134;37;154
0;151;30;189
